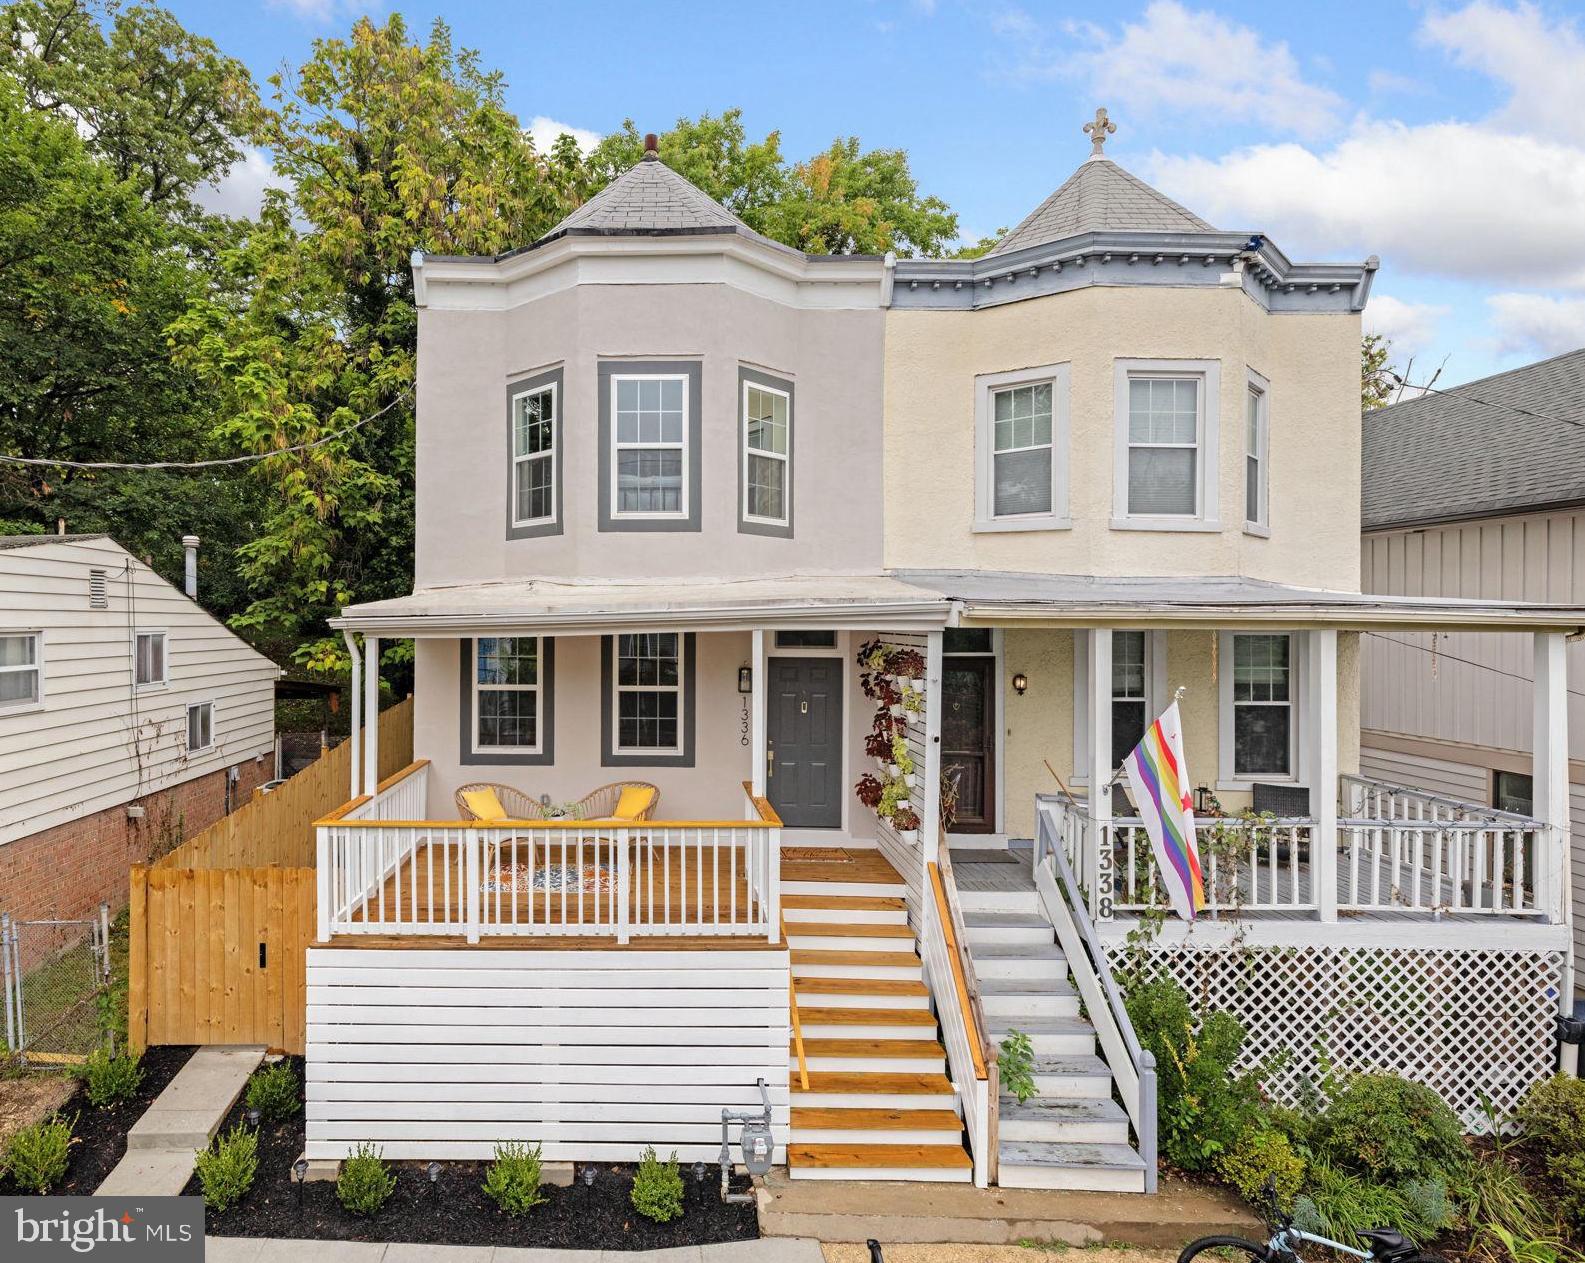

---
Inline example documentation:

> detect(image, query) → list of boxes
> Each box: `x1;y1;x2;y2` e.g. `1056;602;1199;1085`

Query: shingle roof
0;532;107;550
1361;347;1585;531
537;153;752;244
987;157;1215;256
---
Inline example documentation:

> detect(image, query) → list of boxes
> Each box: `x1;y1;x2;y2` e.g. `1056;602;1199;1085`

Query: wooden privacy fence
130;699;413;1055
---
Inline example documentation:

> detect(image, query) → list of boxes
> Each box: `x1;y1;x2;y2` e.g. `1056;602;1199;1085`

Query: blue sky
171;0;1585;388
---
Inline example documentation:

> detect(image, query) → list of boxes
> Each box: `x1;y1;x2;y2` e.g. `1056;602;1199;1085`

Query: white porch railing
315;763;782;942
1047;774;1550;921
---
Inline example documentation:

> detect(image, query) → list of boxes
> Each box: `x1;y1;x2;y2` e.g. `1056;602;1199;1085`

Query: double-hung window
0;632;42;708
614;632;683;753
1229;633;1293;778
511;383;557;528
741;375;791;532
1110;631;1149;770
186;701;214;752
135;631;166;688
613;375;687;518
1245;372;1269;534
1113;360;1220;528
474;636;542;753
975;364;1069;530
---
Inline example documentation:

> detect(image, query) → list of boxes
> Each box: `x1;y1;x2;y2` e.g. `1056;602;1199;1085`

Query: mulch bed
0;1045;196;1196
185;1058;760;1251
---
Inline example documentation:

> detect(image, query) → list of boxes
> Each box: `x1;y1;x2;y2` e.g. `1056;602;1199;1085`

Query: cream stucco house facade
309;121;1583;1192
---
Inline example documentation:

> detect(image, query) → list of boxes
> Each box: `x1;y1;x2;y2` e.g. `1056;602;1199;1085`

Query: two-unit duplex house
306;122;1582;1191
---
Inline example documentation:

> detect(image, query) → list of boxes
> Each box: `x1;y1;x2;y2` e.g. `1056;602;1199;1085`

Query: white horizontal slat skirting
305;946;790;1162
302;1141;789;1163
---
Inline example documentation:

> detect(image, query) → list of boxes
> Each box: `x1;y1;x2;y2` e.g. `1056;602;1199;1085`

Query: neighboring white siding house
0;534;279;846
1359;349;1585;997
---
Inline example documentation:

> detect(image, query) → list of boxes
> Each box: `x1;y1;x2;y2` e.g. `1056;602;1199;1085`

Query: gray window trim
597;360;703;533
738;366;794;538
600;632;697;768
459;637;556;767
506;367;564;540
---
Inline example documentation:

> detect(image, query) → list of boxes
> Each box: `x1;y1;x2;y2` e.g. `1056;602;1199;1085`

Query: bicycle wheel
1178;1236;1275;1263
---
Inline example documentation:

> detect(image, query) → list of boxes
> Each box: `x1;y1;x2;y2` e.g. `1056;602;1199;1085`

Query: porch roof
895;570;1585;632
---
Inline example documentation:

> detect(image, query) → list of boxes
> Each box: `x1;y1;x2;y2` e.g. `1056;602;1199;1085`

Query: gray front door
767;657;843;828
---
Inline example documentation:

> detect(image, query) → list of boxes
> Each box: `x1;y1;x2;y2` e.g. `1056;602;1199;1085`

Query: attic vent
88;568;108;609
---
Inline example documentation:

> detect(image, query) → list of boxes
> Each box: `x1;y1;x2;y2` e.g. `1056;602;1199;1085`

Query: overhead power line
1385;371;1584;431
1365;630;1585;702
0;390;413;473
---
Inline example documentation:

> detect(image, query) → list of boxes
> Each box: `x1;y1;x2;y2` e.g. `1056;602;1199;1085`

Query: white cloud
1486;293;1585;358
193;145;275;220
527;116;601;157
1366;68;1425;97
1053;2;1345;138
1365;295;1451;359
265;0;381;22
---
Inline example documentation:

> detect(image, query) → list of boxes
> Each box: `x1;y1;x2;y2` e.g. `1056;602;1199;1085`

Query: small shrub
1293;1158;1450;1244
1315;1074;1469;1187
1215;1128;1305;1210
1456;1151;1553;1244
3;1113;75;1193
482;1141;547;1216
630;1145;684;1223
244;1062;300;1123
999;1030;1037;1105
1517;1075;1585;1229
194;1124;258;1212
337;1143;396;1216
81;1045;144;1107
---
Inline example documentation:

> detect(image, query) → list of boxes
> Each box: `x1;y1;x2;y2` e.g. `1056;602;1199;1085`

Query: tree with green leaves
1362;332;1395;411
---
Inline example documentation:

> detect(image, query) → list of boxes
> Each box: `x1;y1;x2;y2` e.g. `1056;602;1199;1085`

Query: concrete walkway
96;1044;266;1196
206;1238;824;1263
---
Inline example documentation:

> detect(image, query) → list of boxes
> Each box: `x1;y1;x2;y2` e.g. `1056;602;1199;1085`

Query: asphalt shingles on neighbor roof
538;154;752;242
1361;347;1585;531
987;157;1215;256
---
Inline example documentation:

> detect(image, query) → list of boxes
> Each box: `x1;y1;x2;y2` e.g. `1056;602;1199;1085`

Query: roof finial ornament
1083;107;1116;157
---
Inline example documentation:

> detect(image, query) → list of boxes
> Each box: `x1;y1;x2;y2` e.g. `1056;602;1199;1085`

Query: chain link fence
2;906;112;1066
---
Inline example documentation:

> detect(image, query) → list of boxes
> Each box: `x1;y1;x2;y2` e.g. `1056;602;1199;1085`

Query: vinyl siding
0;538;279;846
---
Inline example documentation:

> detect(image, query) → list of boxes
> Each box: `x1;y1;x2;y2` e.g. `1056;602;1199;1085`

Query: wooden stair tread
792;1072;954;1094
783;894;907;911
784;921;915;939
789;1143;972;1170
793;978;929;997
791;1038;944;1057
781;852;906;883
792;1107;963;1129
791;949;921;967
797;1007;937;1026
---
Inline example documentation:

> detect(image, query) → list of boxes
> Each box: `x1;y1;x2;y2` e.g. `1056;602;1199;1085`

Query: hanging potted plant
889;647;925;682
855;773;885;810
890;733;914;783
894;805;921;845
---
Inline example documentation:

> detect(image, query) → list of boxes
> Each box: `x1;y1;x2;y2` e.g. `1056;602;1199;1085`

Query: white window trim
134;629;168;690
974;362;1072;532
1111;358;1221;531
1073;629;1167;785
613;631;686;755
742;378;791;529
510;381;558;529
1244;368;1270;537
472;635;545;756
1217;630;1303;789
0;629;44;713
186;699;216;753
610;373;690;521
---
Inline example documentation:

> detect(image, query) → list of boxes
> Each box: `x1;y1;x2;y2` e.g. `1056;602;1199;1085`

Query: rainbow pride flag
1120;701;1205;920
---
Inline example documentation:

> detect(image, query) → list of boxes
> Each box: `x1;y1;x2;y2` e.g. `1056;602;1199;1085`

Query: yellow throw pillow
613;785;655;821
461;788;507;821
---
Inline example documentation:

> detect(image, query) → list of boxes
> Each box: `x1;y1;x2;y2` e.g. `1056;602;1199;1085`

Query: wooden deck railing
315;764;782;943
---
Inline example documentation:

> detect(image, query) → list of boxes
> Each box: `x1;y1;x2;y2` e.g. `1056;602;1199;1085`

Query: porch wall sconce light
1011;672;1029;696
737;666;753;694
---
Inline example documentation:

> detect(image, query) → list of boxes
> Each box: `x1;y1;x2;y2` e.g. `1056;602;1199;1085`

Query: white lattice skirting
1106;942;1565;1131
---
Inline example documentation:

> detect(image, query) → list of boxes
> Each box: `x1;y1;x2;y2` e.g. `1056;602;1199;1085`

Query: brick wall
0;756;273;937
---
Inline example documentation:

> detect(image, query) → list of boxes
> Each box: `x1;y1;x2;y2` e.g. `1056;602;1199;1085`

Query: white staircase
958;887;1148;1191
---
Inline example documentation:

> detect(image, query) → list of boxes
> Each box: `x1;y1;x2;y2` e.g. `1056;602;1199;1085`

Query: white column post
751;629;768;799
344;631;362;800
1086;629;1112;918
363;635;380;803
1534;633;1569;924
1310;629;1340;922
923;629;945;869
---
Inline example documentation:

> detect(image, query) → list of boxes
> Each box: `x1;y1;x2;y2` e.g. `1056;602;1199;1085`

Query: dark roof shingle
987;157;1214;256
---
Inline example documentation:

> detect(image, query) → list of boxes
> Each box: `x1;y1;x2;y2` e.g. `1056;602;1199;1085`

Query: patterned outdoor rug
783;846;853;862
481;863;615;894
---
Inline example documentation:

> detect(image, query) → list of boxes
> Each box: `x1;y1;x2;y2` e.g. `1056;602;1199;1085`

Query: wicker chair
454;782;545;821
576;781;660;821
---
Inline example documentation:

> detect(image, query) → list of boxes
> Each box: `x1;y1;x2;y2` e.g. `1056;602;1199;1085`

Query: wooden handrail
784;915;810;1090
373;758;430;795
315;795;371;826
322;815;783;830
929;861;988;1081
741;780;783;827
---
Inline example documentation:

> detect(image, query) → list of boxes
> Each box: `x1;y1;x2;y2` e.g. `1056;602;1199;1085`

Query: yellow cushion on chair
612;786;655;821
461;788;508;821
